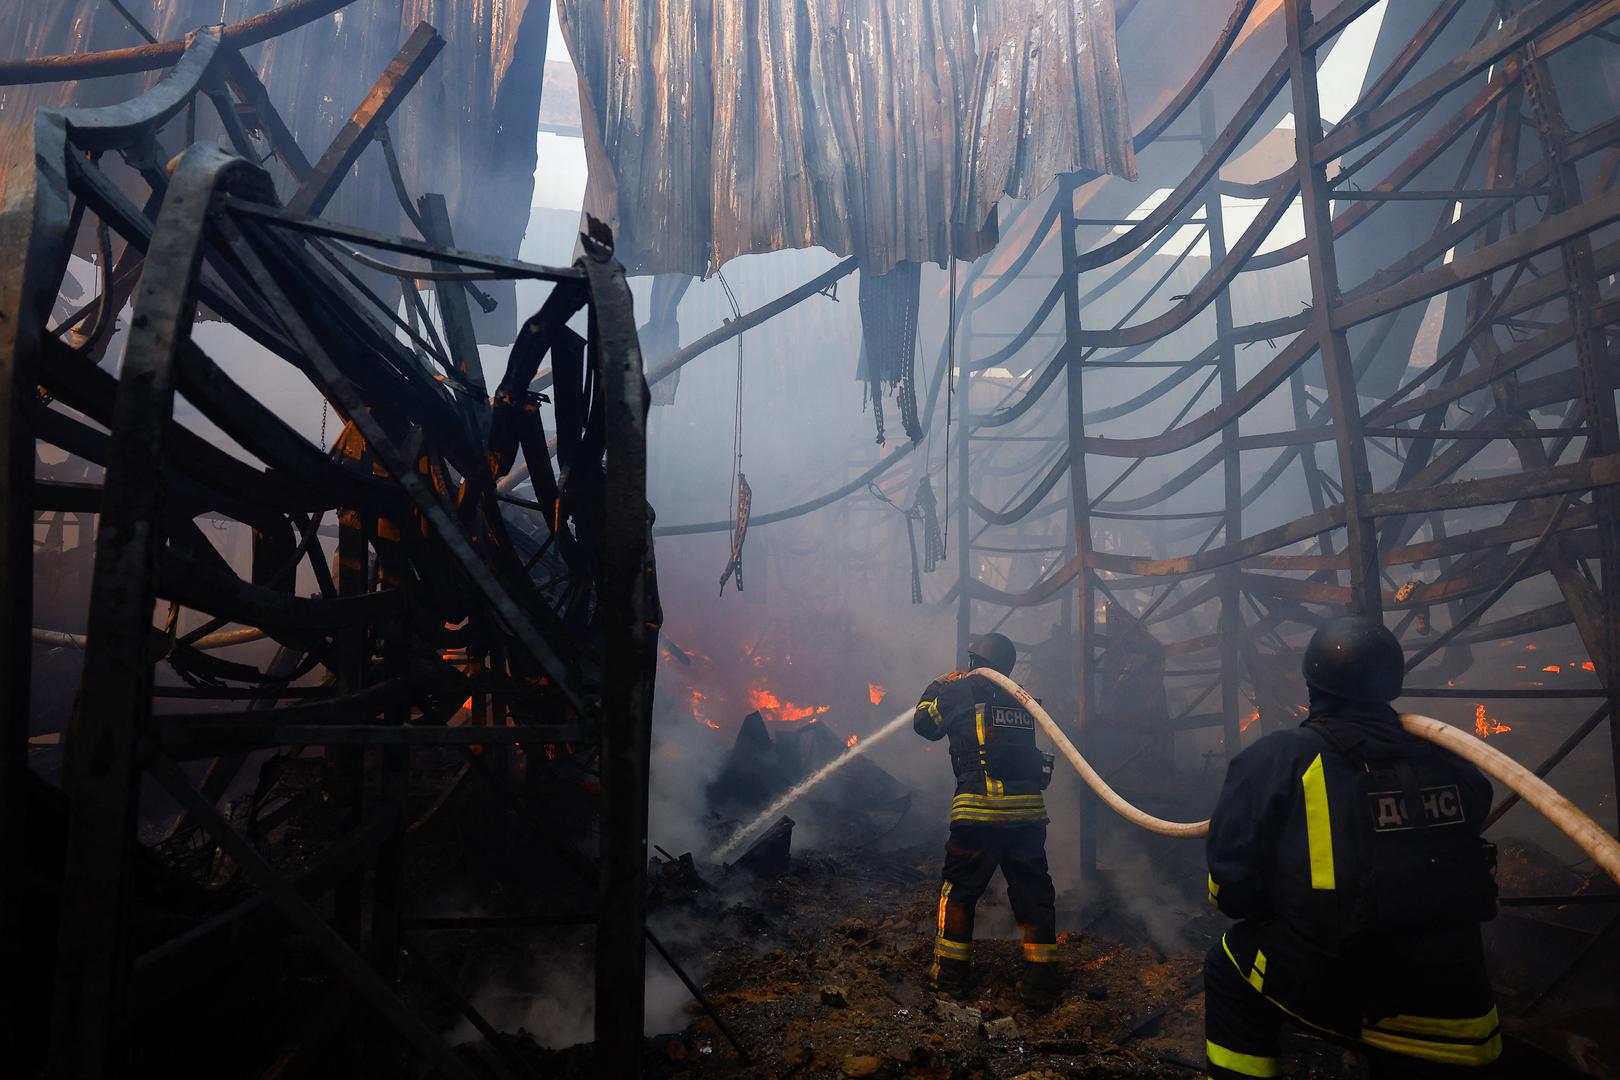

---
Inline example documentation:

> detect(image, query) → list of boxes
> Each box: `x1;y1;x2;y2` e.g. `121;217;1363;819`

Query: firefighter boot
1018;960;1063;1012
932;956;973;999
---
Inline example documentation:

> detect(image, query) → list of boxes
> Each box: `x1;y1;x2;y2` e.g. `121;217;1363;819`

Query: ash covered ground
456;830;1615;1080
471;840;1370;1079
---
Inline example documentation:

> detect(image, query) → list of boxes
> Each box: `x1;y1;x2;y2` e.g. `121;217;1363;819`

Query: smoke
446;941;698;1047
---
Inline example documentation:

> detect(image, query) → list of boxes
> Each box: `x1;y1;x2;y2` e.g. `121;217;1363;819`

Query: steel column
1285;0;1383;618
1058;174;1098;878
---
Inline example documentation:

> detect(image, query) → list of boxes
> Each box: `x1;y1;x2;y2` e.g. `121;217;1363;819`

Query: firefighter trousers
932;823;1057;978
1204;938;1503;1078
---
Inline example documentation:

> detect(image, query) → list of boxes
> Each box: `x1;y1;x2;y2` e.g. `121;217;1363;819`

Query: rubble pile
463;843;1371;1078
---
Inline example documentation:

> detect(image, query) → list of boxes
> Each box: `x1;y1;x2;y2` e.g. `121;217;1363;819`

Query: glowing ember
747;686;829;722
1582;661;1596;672
1241;708;1260;733
847;734;859;748
1474;704;1511;739
868;683;886;705
689;688;719;730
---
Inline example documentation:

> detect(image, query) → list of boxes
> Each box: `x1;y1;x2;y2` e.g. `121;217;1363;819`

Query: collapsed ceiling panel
559;0;1138;277
0;0;550;342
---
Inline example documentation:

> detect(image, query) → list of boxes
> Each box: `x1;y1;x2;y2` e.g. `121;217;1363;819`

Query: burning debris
706;707;913;861
1475;705;1513;740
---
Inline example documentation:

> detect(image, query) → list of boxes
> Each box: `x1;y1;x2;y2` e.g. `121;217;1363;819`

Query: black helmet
968;632;1016;676
1302;615;1404;703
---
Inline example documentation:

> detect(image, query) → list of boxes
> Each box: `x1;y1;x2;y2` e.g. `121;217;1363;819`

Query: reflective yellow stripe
921;698;943;727
1366;1007;1500;1042
950;797;1047;818
937;881;952;937
934;936;972;960
1207;874;1221;906
1220;933;1243;975
1021;942;1057;962
1361;1028;1502;1066
1205;1040;1280;1077
950;811;1048;824
975;705;991;794
1301;753;1336;890
1221;933;1497;1066
952;794;1046;806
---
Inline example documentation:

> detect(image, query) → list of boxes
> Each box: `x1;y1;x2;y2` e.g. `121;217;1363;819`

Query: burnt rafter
0;22;656;1077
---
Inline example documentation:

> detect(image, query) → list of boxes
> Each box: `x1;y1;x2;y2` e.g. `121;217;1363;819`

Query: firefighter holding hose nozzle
1204;615;1503;1078
913;633;1062;1010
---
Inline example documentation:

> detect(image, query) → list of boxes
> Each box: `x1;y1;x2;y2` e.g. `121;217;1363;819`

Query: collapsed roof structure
587;0;1620;969
4;0;1620;1073
1;2;657;1074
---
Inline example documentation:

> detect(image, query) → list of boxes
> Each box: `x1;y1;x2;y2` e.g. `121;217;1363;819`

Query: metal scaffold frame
633;0;1620;905
0;14;657;1077
955;0;1620;896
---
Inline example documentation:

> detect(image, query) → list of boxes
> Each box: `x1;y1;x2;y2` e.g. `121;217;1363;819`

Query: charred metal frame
947;0;1620;899
1;21;655;1078
633;0;1620;915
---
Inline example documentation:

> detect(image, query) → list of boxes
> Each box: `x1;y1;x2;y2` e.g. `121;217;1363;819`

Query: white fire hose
969;667;1620;887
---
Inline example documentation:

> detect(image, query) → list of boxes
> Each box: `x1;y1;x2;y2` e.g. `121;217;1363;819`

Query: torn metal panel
559;0;1137;277
0;0;549;343
960;0;1137;231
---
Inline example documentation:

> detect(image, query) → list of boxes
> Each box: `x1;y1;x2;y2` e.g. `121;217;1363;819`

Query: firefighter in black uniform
913;633;1061;1008
1204;616;1502;1078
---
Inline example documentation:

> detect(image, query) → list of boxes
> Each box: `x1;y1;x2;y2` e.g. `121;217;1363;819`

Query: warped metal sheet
960;0;1137;231
0;0;548;342
559;0;1137;277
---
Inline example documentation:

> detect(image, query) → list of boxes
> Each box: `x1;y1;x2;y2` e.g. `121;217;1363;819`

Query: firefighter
913;632;1061;1008
1204;615;1502;1078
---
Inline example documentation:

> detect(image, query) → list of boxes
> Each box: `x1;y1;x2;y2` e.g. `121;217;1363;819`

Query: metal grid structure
1;14;657;1077
945;0;1620;886
639;0;1620;901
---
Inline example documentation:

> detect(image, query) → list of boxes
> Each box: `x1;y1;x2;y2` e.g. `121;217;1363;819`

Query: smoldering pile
704;709;916;865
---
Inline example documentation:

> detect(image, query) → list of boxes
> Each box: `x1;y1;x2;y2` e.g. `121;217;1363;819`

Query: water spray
711;706;916;863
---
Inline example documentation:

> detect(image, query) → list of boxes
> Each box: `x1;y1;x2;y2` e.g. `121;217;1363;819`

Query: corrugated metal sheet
559;0;1137;278
0;0;549;340
961;0;1137;230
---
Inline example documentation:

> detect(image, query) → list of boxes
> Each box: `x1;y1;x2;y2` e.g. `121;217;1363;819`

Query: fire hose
969;667;1620;887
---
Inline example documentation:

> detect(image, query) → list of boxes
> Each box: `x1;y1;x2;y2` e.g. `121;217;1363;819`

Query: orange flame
690;688;719;730
747;685;829;723
1582;661;1596;672
1474;704;1511;739
1543;665;1561;673
868;683;886;705
847;734;859;748
1241;708;1260;733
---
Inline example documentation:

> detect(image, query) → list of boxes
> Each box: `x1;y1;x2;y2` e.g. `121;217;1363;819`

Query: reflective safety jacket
1206;699;1501;1066
914;671;1049;826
